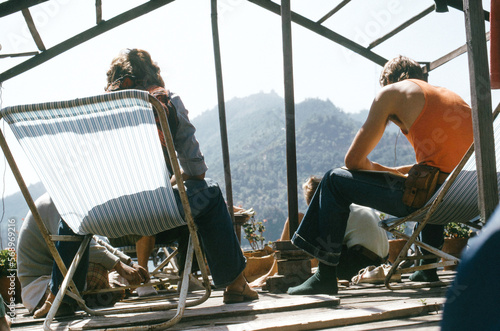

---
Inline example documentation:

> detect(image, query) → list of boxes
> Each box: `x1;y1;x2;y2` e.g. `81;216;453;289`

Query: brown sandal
223;283;259;304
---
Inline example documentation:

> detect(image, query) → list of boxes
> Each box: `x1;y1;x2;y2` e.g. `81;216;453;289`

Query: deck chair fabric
0;89;211;329
2;90;186;238
381;107;500;289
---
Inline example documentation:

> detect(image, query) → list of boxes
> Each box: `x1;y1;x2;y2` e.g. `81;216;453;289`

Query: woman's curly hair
105;48;165;90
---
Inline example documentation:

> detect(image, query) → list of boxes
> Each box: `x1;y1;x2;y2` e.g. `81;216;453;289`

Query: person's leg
136;235;156;271
50;220;90;297
174;178;255;303
409;223;444;282
34;220;89;318
289;168;411;295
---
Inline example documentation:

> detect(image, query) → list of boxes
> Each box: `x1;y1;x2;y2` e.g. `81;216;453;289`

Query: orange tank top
404;79;473;173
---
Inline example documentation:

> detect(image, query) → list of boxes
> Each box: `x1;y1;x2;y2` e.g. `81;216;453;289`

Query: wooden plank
0;51;39;58
0;0;48;18
316;0;350;25
280;0;300;236
199;300;441;331
21;8;45;51
429;31;490;72
368;5;435;50
62;294;340;330
0;0;176;83
95;0;102;25
211;0;236;236
247;0;387;66
463;0;498;221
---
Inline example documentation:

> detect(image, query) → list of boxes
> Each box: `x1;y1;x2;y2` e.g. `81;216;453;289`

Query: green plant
242;215;269;251
444;222;472;239
0;249;17;277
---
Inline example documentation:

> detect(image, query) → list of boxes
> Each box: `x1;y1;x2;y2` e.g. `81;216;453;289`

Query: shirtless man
288;55;473;295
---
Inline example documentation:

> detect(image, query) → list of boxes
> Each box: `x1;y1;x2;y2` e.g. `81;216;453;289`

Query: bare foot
33;292;55;319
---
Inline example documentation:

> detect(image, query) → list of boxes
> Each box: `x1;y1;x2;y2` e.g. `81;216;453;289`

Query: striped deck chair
0;90;211;329
380;103;500;290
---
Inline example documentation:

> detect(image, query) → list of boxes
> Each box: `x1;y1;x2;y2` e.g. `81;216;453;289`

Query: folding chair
380;103;500;290
0;90;211;329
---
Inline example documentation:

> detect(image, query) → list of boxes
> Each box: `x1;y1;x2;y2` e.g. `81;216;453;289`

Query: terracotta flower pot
243;246;275;282
388;239;408;264
442;237;469;270
0;275;22;304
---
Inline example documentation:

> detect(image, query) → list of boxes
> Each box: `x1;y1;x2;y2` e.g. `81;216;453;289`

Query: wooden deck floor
10;271;454;330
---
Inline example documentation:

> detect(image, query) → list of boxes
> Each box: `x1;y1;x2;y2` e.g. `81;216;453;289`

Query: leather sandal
33;300;75;319
223;283;259;304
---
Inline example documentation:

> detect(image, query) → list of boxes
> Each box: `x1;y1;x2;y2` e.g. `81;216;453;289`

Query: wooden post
463;0;498;221
211;0;236;237
281;0;299;237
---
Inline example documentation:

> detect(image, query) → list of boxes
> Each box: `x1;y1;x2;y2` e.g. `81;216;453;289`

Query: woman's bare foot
33;292;55;319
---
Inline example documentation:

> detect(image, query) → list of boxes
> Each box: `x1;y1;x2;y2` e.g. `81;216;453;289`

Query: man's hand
114;261;150;285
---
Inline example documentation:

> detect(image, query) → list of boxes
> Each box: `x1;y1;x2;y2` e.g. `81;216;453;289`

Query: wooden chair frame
0;92;211;330
381;103;500;290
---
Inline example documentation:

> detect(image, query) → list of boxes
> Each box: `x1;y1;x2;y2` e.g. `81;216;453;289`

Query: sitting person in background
249;176;388;288
17;193;149;318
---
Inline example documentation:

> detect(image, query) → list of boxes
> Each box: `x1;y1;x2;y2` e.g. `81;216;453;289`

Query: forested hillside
192;92;415;243
1;92;415;249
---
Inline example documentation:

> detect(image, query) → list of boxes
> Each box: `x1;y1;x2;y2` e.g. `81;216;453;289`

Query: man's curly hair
379;55;425;86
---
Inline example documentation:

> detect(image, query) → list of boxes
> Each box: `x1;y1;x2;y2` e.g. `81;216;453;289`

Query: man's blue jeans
292;168;443;266
51;178;246;298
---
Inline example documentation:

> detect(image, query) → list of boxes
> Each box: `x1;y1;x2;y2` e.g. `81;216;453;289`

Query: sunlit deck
10;271;454;331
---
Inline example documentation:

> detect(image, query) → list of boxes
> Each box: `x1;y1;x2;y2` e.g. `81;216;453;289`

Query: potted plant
242;215;274;282
0;248;21;303
442;222;472;270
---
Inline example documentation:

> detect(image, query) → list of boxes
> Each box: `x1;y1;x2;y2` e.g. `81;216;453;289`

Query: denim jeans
171;178;246;287
51;178;246;299
292;168;444;266
51;220;90;302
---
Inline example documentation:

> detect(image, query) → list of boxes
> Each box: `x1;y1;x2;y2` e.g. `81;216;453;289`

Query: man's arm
344;86;406;176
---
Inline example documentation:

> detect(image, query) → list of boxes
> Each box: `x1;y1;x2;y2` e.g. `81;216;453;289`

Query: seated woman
50;49;257;308
249;176;388;288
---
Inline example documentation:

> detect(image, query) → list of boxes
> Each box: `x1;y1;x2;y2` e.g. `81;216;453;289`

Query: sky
0;0;498;198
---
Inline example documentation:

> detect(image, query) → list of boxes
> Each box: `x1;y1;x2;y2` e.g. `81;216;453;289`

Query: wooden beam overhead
316;0;350;25
0;0;48;18
368;5;435;50
429;31;490;72
21;8;46;51
0;0;176;83
96;0;102;25
248;0;387;67
0;51;39;58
